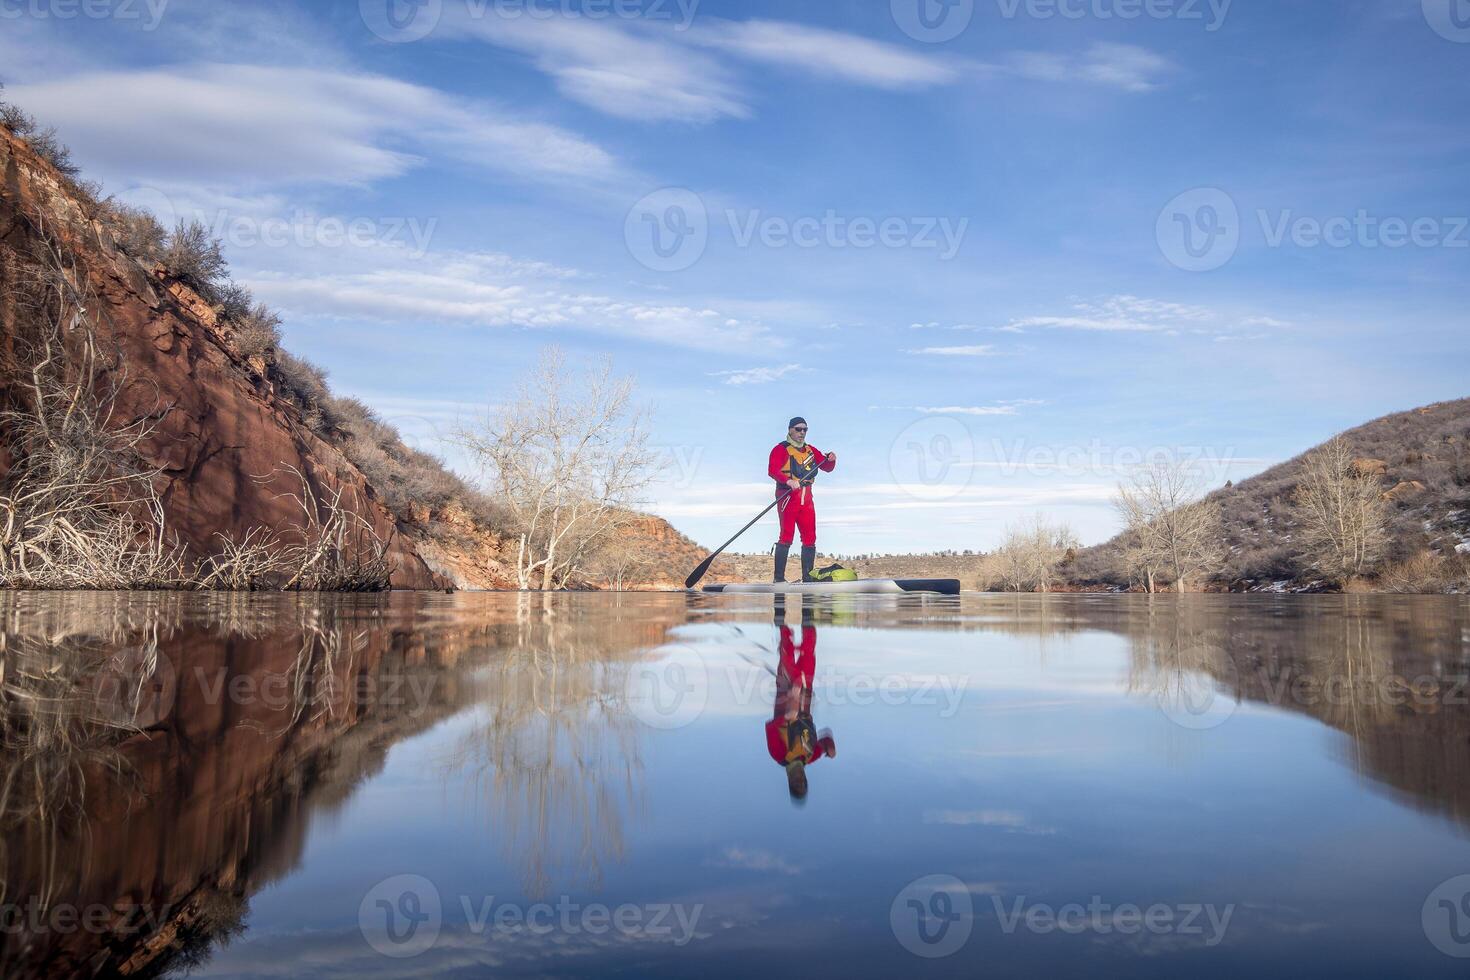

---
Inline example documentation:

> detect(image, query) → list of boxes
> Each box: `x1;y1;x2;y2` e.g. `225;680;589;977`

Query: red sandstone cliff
0;125;715;590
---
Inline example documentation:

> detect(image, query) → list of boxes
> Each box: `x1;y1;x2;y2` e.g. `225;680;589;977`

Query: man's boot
773;542;790;582
801;546;817;582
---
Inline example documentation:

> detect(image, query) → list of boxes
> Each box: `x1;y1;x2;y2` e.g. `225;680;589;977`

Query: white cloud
710;363;806;385
1007;42;1174;93
905;345;997;356
443;13;748;123
439;14;955;123
241;246;775;352
1002;295;1215;333
913;406;1015;416
695;19;957;89
6;63;619;189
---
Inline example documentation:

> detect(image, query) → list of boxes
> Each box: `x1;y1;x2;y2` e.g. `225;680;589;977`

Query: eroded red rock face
0;130;442;586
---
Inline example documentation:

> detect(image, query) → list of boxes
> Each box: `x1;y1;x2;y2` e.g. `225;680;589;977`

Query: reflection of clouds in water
195;892;784;978
923;809;1057;835
707;846;803;876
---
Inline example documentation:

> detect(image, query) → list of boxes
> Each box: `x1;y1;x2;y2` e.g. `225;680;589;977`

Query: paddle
684;466;823;590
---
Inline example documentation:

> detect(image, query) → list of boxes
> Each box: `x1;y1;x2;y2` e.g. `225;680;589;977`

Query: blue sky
2;0;1466;552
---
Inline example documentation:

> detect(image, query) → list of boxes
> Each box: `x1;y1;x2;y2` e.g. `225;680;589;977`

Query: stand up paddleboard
702;579;960;595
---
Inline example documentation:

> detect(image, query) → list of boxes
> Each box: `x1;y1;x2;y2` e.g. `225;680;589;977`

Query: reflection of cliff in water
0;592;681;979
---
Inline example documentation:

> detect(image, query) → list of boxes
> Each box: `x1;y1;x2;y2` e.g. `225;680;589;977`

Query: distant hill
1072;398;1470;590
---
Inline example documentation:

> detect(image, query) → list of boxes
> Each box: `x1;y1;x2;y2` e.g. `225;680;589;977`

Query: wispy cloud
1005;42;1175;93
882;399;1043;416
6;63;620;189
244;248;775;352
710;363;807;385
905;345;997;356
695;19;958;89
1002;296;1208;333
442;13;748;123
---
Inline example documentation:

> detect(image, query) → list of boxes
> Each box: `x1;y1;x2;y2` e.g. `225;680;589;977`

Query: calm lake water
2;591;1470;978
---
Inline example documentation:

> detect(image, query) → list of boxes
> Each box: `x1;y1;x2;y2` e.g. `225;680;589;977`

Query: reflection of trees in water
1116;597;1235;720
913;594;1470;831
1001;594;1470;831
446;592;654;898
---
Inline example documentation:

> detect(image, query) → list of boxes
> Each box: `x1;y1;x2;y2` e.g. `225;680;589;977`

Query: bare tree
1114;458;1224;593
993;514;1079;592
588;526;657;590
449;348;656;590
1292;437;1389;584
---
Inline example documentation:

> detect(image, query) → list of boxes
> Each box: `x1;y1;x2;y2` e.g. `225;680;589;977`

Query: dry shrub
1378;550;1469;594
99;200;168;262
161;220;228;298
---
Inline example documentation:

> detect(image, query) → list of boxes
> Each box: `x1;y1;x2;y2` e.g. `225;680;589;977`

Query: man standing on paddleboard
768;417;836;582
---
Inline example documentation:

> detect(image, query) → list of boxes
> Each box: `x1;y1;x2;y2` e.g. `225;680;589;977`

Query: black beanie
788;417;807;429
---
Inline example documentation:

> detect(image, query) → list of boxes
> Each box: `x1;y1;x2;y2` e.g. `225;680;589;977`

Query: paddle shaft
684;467;822;589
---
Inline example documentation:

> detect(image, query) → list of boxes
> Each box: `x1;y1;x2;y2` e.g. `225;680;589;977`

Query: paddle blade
684;555;715;590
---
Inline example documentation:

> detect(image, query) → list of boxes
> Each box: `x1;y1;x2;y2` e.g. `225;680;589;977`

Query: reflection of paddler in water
766;596;836;803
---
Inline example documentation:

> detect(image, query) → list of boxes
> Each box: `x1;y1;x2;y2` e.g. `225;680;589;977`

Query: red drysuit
768;441;836;546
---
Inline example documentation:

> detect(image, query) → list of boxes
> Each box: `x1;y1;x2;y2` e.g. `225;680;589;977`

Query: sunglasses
792;426;808;432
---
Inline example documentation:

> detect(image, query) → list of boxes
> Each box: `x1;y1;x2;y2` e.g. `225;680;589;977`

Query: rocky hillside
1073;398;1470;590
0;123;708;590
